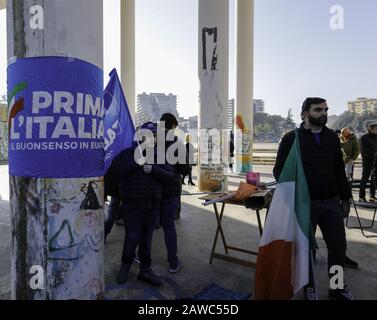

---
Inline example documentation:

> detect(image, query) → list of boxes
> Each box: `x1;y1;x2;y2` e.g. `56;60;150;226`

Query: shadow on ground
1;188;377;300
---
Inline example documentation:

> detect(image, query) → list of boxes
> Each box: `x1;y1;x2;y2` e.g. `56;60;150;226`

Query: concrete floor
0;165;377;300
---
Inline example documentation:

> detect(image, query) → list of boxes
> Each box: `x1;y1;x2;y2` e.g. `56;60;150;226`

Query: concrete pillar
198;0;229;192
234;0;254;174
7;0;104;300
121;0;136;124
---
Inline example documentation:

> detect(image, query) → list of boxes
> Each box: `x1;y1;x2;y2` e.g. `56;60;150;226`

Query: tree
254;112;286;139
331;111;377;134
282;109;296;132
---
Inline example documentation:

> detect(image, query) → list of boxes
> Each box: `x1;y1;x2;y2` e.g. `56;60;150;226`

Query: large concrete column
121;0;136;123
198;0;229;192
234;0;254;173
7;0;104;300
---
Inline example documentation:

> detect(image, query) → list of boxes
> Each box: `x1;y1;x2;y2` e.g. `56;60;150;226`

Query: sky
1;0;377;123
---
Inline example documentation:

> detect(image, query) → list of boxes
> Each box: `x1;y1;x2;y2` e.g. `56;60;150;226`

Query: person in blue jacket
113;122;174;286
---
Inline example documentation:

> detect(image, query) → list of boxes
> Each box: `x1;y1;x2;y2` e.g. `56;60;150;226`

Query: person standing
340;127;360;181
274;97;354;300
181;134;196;186
114;122;172;286
359;123;377;202
158;113;191;272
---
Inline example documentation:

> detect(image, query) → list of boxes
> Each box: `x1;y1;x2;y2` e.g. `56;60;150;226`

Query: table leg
216;202;228;253
210;203;228;264
256;210;263;236
265;206;270;224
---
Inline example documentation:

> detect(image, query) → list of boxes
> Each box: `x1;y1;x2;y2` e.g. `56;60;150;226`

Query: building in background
188;116;198;131
348;98;377;114
227;99;235;130
227;99;265;130
136;92;179;127
253;99;265;114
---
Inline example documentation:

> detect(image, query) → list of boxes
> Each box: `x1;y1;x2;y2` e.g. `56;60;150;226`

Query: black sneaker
345;256;358;269
169;259;182;273
328;286;354;300
359;198;368;203
138;269;162;286
116;263;132;284
303;286;318;300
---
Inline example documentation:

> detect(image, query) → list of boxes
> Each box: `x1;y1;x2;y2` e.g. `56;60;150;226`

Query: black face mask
308;114;327;127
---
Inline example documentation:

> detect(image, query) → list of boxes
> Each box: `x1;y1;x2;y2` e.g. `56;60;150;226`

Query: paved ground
0;165;377;300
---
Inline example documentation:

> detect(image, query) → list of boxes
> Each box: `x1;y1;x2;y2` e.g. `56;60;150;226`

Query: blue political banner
7;57;104;178
103;69;135;173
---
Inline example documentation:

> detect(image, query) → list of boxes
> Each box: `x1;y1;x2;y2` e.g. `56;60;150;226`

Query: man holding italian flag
255;97;354;300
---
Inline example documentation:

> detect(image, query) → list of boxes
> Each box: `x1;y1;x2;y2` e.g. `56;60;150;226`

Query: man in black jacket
157;113;191;273
114;122;174;286
274;98;353;300
359;123;377;202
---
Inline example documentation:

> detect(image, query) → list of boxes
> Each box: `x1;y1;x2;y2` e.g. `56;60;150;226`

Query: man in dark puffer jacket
113;122;174;286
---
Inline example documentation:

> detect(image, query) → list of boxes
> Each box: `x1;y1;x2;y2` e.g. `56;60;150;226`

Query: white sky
1;0;377;123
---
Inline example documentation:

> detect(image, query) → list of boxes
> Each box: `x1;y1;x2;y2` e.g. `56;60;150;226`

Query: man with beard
273;98;353;300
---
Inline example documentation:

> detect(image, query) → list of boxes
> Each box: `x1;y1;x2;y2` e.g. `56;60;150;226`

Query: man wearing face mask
274;98;353;301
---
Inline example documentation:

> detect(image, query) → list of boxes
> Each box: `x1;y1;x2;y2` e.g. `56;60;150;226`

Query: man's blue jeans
308;197;347;288
160;197;180;265
105;197;121;237
121;202;159;270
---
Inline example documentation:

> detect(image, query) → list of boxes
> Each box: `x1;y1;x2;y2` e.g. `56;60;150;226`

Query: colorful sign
7;57;104;178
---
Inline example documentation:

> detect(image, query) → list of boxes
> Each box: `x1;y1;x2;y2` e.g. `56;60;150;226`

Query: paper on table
202;192;238;206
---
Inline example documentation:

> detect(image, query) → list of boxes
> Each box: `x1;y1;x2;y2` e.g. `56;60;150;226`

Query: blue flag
103;69;135;173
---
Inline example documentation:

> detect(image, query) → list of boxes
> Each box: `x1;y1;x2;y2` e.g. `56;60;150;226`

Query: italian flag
254;132;312;300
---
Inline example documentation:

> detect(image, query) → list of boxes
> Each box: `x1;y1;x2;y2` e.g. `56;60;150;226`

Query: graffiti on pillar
199;25;227;192
202;27;218;71
46;179;105;300
235;114;253;173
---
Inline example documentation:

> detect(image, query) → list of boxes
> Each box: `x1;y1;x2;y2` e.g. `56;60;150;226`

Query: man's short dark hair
160;113;178;130
302;97;327;113
368;123;377;131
